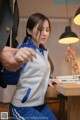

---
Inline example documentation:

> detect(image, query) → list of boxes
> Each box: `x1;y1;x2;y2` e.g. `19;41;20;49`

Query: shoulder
17;43;31;49
17;39;36;50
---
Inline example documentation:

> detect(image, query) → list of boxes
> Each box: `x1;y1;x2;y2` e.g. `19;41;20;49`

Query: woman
4;13;60;120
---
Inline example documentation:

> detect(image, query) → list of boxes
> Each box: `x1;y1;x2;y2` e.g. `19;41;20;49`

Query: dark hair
48;55;54;78
23;13;54;76
23;13;51;43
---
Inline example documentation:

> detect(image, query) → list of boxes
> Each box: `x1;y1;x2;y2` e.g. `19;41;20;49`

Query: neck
32;39;39;48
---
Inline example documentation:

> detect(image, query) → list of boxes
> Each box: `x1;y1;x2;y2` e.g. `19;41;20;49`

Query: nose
42;30;47;36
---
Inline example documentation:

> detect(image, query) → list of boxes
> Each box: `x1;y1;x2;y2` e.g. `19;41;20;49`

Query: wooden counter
54;83;80;120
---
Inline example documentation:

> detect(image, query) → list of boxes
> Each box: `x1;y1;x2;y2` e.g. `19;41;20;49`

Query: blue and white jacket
3;39;50;107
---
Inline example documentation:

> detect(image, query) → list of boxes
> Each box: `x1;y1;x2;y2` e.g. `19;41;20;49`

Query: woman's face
29;20;50;47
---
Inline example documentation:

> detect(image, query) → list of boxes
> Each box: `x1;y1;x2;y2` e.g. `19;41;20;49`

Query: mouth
41;38;46;40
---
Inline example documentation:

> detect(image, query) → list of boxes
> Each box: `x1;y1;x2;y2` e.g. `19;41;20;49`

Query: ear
27;28;32;35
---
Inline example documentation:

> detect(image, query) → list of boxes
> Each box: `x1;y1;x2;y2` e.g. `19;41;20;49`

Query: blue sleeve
2;43;29;85
2;68;21;85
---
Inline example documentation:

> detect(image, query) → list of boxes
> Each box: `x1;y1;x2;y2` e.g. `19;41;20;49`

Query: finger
9;48;19;55
20;47;37;59
19;50;34;62
13;47;37;64
52;82;57;85
14;49;28;62
48;82;54;88
14;55;29;63
25;48;37;59
53;80;62;85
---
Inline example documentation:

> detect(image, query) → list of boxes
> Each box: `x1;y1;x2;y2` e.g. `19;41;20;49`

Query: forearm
0;46;14;61
0;46;36;72
0;47;5;62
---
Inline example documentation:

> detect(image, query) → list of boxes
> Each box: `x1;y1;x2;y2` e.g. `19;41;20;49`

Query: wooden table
54;83;80;120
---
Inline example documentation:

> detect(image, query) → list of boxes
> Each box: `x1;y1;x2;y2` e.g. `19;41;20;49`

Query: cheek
45;33;50;40
32;31;36;39
47;33;50;38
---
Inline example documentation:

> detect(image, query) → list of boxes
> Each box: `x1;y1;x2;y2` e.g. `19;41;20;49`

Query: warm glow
58;37;79;44
74;14;80;25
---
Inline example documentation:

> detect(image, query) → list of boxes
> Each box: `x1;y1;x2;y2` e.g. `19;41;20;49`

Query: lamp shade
73;7;80;25
58;26;79;44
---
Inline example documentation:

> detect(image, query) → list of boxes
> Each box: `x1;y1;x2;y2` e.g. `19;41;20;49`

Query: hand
0;46;36;72
13;47;36;63
48;78;61;88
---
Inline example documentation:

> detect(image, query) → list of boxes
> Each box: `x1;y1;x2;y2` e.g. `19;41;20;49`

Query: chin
40;40;46;44
40;42;45;45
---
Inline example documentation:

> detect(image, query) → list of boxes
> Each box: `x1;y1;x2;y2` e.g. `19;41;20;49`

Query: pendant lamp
73;7;80;25
58;26;79;44
58;0;79;44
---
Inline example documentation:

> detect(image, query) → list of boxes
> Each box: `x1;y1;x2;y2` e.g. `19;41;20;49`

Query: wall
17;0;80;18
17;18;72;76
1;1;80;103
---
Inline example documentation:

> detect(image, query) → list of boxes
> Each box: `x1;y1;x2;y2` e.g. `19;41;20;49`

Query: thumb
10;48;19;55
48;81;54;88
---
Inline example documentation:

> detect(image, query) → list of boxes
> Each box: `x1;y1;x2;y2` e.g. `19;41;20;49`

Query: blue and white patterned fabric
10;103;57;120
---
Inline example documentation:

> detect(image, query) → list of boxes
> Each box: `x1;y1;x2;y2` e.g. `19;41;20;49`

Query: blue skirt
9;104;57;120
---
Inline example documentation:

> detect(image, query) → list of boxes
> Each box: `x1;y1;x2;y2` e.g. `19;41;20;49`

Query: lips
41;38;46;40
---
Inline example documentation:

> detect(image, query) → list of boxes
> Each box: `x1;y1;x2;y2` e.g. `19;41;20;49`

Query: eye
41;28;50;32
46;28;50;32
